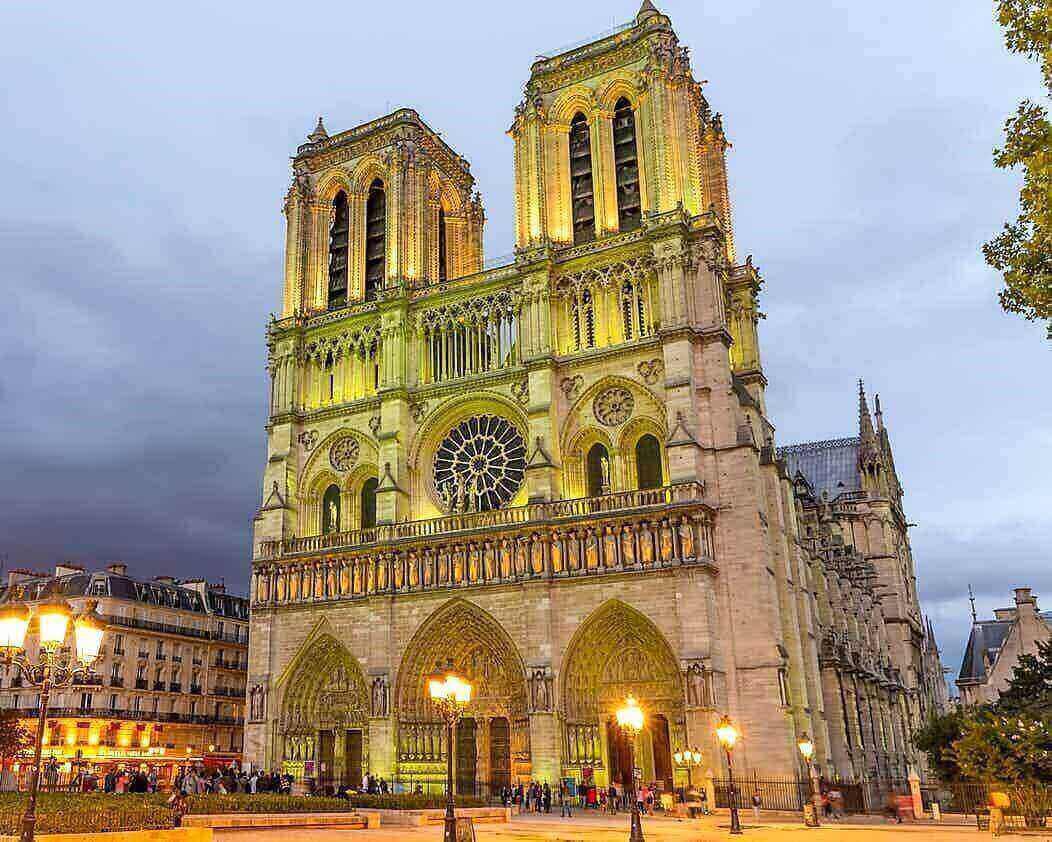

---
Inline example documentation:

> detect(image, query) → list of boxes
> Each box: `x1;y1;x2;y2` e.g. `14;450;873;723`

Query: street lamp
0;599;105;842
672;747;702;795
715;715;742;835
797;733;820;828
615;695;645;842
428;660;472;842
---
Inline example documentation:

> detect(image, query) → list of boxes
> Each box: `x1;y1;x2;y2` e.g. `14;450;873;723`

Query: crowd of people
497;778;678;817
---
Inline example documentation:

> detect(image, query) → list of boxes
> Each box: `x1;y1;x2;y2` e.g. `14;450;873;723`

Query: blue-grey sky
1;1;1048;683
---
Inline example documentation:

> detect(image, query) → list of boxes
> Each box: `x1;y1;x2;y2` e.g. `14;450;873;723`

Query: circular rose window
434;415;526;513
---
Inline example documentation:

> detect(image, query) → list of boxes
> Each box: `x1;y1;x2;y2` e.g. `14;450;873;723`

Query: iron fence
712;775;809;812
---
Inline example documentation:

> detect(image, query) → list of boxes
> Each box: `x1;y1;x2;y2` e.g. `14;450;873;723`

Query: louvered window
569;113;595;244
438;207;448;283
365;179;386;301
613;98;641;231
327;191;349;308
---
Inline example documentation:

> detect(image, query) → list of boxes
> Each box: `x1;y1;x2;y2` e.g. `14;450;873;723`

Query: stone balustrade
252;483;714;607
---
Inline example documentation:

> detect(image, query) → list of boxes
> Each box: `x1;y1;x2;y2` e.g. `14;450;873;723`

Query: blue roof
777;437;861;500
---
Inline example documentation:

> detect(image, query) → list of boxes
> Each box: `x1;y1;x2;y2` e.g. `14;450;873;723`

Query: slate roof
958;620;1012;683
777;437;861;500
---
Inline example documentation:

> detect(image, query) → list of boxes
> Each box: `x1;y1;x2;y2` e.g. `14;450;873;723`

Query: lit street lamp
672;746;702;795
428;660;472;842
616;695;645;842
0;598;106;842
797;733;820;828
715;715;743;835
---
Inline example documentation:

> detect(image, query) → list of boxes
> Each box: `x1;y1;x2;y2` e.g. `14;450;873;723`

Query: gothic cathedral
246;3;947;792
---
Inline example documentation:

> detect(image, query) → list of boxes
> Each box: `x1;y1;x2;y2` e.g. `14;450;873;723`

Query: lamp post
673;747;702;795
616;695;645;842
797;733;820;828
0;599;105;842
715;715;742;835
428;660;472;842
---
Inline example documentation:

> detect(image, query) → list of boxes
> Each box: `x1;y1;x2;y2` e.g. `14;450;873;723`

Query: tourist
698;787;710;816
828;787;843;820
543;781;551;813
751;790;762;822
608;783;618;814
559;780;573;817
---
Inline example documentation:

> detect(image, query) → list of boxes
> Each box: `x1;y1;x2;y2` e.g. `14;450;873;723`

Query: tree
0;710;30;765
982;0;1051;337
914;707;968;781
996;637;1052;716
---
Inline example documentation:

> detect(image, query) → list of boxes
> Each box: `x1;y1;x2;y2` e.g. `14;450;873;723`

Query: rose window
329;436;360;472
434;415;526;513
593;387;634;426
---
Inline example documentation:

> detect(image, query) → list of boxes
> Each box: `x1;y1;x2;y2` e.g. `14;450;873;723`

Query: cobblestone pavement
214;810;1052;841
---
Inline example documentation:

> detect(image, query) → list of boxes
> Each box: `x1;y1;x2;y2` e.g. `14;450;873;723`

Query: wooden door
456;718;477;795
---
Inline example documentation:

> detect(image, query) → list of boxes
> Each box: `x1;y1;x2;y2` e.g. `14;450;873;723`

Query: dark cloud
0;1;1048;679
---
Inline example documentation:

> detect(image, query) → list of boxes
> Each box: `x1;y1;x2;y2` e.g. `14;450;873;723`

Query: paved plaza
213;811;1050;842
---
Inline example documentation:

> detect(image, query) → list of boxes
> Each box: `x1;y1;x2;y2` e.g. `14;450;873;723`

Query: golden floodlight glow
73;606;106;665
0;604;30;651
716;715;739;751
428;663;472;704
797;732;815;761
37;599;73;650
616;695;644;734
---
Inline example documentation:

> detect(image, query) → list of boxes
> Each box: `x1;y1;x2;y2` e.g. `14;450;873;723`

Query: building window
438;206;447;283
79;692;93;710
114;634;124;656
109;693;118;711
620;278;649;340
322;484;341;534
777;667;790;706
328;191;349;309
570;288;596;351
613;98;641;231
360;477;378;530
365;179;386;301
569;112;595;244
635;434;663;490
586;443;611;497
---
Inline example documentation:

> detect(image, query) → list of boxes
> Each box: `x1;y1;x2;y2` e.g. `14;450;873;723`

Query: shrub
0;793;175;834
183;792;485;814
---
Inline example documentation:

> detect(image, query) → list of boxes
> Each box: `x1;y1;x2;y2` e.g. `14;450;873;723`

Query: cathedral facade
246;3;946;792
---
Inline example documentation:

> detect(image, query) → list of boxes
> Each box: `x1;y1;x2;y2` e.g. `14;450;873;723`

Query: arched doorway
635;434;662;490
359;477;378;529
395;599;529;793
586;443;610;497
561;600;683;792
279;632;369;791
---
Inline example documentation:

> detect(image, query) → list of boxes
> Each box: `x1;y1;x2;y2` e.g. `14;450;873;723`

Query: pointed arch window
364;179;386;301
635;434;662;490
585;442;610;497
569;112;595;245
360;477;378;530
328;191;349;308
437;207;448;283
620;279;648;340
322;484;341;534
570;288;595;351
613;98;641;231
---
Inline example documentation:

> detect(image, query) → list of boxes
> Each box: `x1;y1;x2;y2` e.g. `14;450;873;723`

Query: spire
968;584;977;623
874;393;884;432
858;379;875;443
636;0;660;23
307;116;329;143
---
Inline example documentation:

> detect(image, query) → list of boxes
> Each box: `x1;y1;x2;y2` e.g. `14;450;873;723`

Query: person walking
559;780;573;817
751;790;762;823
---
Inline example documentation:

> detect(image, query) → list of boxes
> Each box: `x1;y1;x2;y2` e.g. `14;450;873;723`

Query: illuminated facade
247;3;946;791
0;564;247;780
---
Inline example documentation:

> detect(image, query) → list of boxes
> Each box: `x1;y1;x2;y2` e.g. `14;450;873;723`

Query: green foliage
996;638;1052;716
0;794;175;834
914;707;969;781
951;707;1052;819
984;0;1051;337
183;791;484;814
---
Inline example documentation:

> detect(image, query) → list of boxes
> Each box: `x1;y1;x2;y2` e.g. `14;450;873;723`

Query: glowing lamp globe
797;732;815;762
616;695;644;734
716;715;739;751
73;605;106;665
37;599;73;650
0;604;30;651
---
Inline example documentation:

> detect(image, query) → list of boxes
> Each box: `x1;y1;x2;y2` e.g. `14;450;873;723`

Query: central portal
489;717;511;790
344;730;363;790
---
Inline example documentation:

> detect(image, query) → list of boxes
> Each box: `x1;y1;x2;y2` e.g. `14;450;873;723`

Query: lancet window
302;325;381;408
635;434;662;490
570;289;596;351
620;278;648;340
364;179;386;301
557;256;656;353
438;207;448;284
327;191;349;309
419;290;520;384
569;112;595;245
613;98;641;231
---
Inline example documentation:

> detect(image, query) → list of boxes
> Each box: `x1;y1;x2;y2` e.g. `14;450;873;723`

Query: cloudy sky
1;1;1048;681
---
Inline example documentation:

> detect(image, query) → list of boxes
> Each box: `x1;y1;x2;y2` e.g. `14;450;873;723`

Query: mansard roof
778;437;861;501
958;619;1012;683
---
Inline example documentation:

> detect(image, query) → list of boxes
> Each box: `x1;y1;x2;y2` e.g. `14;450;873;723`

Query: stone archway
395;599;529;790
279;632;369;789
560;600;684;790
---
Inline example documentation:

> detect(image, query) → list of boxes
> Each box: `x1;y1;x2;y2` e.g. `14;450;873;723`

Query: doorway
456;718;477;795
651;714;673;791
489;717;511;790
318;729;335;784
606;717;633;786
343;730;363;790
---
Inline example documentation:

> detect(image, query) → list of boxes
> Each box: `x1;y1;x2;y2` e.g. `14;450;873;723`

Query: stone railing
252;483;714;607
258;484;702;560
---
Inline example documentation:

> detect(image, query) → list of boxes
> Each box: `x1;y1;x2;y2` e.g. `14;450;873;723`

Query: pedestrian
699;786;710;816
608;783;618;814
559;779;573;817
543;781;551;813
751;790;762;822
829;787;843;820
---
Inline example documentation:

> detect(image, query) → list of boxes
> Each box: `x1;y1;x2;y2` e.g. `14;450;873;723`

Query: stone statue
599;455;611;493
327;500;339;532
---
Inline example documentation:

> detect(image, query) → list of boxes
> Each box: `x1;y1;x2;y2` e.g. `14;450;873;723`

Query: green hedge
0;794;174;834
183;792;485;814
